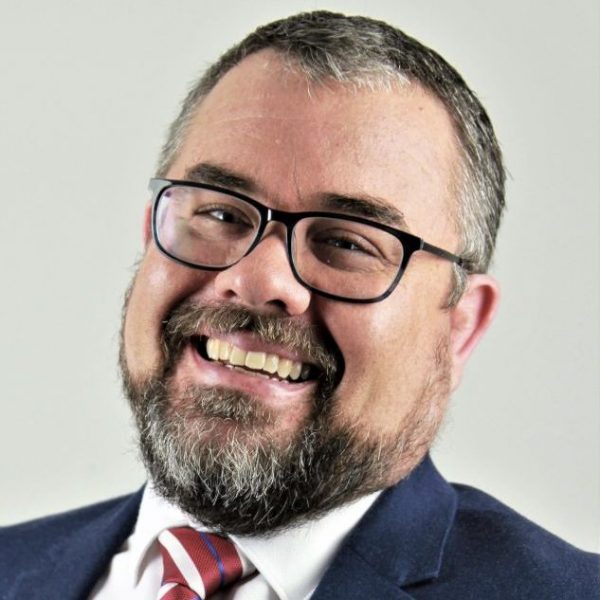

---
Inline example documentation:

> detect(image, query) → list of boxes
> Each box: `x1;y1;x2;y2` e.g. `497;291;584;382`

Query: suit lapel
312;456;457;599
15;488;143;600
309;547;416;599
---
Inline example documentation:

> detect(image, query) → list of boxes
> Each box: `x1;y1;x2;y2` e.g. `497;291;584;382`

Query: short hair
156;11;505;304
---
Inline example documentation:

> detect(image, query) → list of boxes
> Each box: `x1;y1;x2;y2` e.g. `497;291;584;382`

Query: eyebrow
183;162;409;230
184;162;258;194
320;194;409;230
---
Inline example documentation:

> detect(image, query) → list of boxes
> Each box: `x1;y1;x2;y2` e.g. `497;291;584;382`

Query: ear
449;274;500;391
142;202;152;247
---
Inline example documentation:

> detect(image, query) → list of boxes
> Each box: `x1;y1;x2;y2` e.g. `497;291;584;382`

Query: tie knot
158;526;251;599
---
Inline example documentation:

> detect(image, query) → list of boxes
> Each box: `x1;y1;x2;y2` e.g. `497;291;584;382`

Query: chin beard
120;300;450;536
128;379;393;535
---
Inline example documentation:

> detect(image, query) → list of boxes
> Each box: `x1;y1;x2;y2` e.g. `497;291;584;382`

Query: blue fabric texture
1;457;598;599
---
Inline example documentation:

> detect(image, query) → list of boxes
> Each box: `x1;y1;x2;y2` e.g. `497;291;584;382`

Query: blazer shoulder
0;493;139;569
436;483;600;599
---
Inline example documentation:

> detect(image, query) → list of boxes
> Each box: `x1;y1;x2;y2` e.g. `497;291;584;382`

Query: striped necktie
157;527;253;599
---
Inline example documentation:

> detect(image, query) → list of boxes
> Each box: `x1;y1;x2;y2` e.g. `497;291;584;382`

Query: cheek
123;247;213;377
323;284;448;428
323;297;409;397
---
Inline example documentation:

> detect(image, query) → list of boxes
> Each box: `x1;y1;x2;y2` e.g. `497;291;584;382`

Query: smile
193;336;315;383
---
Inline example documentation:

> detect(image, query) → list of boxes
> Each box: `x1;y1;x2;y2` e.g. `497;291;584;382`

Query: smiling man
1;11;598;600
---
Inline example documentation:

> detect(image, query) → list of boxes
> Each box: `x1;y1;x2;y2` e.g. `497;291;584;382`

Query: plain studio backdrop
0;1;598;553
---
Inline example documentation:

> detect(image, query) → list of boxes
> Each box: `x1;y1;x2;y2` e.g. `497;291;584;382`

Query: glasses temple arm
420;240;465;267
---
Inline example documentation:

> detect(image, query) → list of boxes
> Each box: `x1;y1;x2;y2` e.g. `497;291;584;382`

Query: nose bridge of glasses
239;205;309;280
244;207;292;261
253;206;296;246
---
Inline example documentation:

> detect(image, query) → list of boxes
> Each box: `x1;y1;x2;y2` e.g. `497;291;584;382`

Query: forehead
168;50;461;242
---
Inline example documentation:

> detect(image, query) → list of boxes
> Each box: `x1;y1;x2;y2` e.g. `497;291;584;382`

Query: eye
203;208;243;223
300;218;403;274
324;236;370;253
314;230;379;257
195;205;253;228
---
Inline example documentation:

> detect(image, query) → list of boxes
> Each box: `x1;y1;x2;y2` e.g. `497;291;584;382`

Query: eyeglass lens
155;185;405;300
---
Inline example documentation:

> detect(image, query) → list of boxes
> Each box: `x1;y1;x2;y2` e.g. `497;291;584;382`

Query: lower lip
179;342;316;407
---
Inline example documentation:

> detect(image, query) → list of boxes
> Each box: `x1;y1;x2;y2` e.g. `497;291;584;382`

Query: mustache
161;302;341;381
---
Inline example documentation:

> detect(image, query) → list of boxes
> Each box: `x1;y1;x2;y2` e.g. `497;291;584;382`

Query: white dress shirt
89;483;380;600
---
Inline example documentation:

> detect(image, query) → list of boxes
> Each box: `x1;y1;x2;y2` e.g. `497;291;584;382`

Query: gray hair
156;11;505;304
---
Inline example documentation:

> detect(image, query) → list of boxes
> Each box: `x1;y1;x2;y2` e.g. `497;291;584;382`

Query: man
1;10;597;600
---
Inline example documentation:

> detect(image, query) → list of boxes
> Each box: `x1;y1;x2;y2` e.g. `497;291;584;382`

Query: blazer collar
312;455;457;599
35;488;143;600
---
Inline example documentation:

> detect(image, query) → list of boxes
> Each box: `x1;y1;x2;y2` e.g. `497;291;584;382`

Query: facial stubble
120;291;451;536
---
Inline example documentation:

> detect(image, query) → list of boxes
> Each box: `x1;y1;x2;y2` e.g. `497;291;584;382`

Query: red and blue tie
157;527;252;599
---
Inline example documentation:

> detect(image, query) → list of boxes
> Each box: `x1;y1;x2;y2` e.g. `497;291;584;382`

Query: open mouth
192;335;318;384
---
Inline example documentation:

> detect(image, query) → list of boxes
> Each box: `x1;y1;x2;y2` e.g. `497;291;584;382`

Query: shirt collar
130;484;380;600
127;484;191;587
230;492;380;600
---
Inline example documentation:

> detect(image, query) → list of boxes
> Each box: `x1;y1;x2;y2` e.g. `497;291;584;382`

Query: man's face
122;50;463;532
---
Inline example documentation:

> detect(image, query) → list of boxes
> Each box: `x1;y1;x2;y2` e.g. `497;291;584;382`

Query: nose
212;226;312;315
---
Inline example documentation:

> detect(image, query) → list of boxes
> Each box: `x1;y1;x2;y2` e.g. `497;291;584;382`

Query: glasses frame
149;178;464;304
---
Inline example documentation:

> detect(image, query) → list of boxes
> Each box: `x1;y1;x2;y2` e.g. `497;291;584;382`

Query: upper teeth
205;337;309;381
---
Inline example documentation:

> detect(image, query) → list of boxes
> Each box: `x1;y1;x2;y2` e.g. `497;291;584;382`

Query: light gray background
1;1;598;553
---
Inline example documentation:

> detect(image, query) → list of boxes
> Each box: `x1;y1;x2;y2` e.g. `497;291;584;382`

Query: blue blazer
1;456;598;599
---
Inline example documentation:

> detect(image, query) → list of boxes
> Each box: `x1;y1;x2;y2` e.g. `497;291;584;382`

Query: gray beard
121;301;449;535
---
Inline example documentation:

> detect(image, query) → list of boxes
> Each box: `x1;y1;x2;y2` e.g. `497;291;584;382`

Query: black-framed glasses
149;178;464;304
